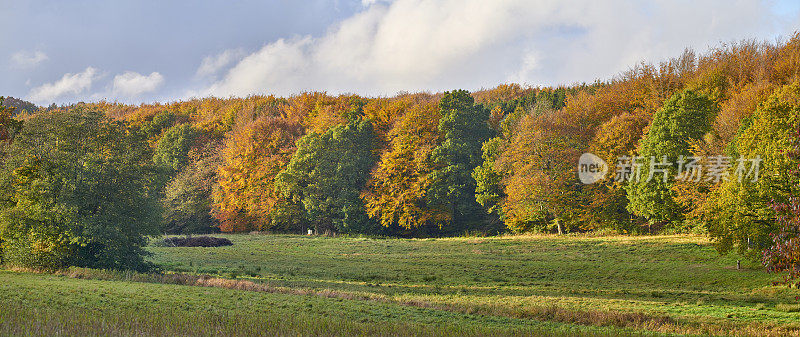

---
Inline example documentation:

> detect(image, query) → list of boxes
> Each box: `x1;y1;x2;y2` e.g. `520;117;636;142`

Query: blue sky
2;0;800;105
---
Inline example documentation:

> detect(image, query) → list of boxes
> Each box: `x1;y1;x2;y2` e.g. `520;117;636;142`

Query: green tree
626;90;717;227
0;97;23;143
473;137;506;220
153;124;198;172
426;90;494;232
142;111;176;138
275;119;377;234
762;122;800;286
161;145;221;234
707;82;800;257
0;109;160;270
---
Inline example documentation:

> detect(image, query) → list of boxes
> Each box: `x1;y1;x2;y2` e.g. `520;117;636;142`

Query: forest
1;34;799;283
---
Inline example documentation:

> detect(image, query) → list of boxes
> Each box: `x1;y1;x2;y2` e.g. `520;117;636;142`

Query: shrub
162;236;233;247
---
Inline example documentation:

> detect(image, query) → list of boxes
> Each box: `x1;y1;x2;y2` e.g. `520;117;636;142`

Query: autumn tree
497;108;588;233
212;116;304;232
362;101;447;232
706;82;800;257
473;91;572;228
584;111;651;231
0;97;37;116
0;97;23;143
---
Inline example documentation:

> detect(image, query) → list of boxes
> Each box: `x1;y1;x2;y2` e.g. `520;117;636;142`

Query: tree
153;124;198;172
497;109;587;233
0;96;37;116
706;82;800;257
362;101;447;232
473;90;576;232
142;111;177;138
473;137;506;220
212;116;304;232
0;97;23;143
626;90;717;227
275;119;377;234
762;123;800;286
161;144;221;234
426;90;494;232
584;111;651;232
0;108;160;270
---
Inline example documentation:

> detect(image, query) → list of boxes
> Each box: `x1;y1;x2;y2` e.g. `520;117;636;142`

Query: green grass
0;270;651;336
147;234;800;335
3;234;800;336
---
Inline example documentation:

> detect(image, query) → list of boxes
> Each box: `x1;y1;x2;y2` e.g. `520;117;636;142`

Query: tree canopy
625;90;717;227
0;109;160;270
275;119;378;234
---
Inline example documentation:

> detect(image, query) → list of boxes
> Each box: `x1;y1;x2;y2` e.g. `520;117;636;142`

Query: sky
2;0;800;106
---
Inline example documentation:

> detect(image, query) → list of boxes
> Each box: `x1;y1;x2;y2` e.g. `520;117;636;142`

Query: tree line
0;34;799;282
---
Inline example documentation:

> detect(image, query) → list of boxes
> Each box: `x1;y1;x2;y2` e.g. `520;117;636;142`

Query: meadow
2;234;800;336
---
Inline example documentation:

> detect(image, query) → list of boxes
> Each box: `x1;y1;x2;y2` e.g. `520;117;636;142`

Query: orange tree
362;101;446;234
212;116;304;232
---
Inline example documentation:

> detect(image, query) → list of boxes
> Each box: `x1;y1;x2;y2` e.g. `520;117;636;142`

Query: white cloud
112;71;165;98
198;0;796;98
361;0;392;6
196;49;246;78
28;67;98;104
10;50;48;68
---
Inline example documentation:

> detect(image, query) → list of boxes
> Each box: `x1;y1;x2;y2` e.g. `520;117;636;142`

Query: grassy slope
148;234;800;333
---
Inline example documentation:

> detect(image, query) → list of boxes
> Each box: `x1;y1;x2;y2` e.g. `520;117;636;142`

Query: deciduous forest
2;35;800;282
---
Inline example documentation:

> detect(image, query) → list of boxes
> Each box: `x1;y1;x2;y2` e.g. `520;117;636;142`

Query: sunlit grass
0;270;652;337
3;234;800;336
145;234;800;335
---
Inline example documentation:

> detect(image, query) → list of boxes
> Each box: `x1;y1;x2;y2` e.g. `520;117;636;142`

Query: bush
162;236;233;247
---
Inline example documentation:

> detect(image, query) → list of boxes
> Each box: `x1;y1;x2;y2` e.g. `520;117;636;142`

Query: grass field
3;234;800;336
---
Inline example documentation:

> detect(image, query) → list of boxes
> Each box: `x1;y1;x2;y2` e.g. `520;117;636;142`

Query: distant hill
1;96;38;116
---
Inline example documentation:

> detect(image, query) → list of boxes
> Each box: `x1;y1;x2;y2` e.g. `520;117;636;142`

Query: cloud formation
196;49;246;78
10;50;48;68
199;0;791;98
28;67;98;104
112;71;165;98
